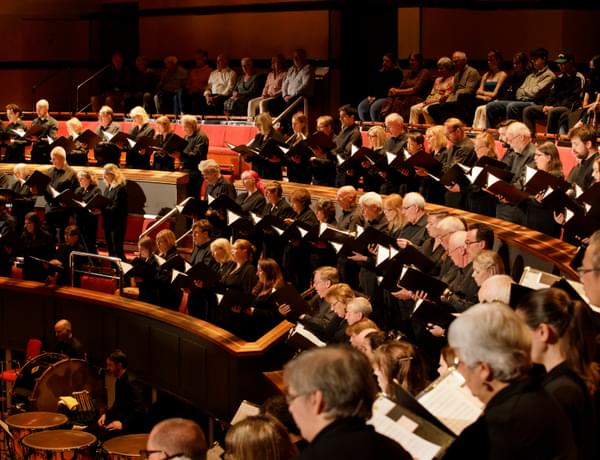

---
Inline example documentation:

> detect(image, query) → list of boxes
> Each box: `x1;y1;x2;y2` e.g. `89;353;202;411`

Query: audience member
224;57;262;116
409;57;454;125
204;54;237;115
248;54;287;117
91;51;131;113
185;49;212;115
266;48;313;117
154;55;188;114
358;53;404;122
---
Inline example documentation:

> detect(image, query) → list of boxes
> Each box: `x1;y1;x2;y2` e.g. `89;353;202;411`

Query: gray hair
181;114;198;130
587;231;600;270
506;121;530;139
448;302;531;382
283;346;377;420
147;418;207;460
437;216;465;234
346;297;372;316
198;159;220;175
478;274;513;304
403;192;425;210
359;192;382;209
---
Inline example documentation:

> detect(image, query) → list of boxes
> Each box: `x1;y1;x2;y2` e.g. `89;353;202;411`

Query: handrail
176;228;193;245
139;196;194;240
273;96;305;126
32;69;65;109
75;64;111;113
69;251;124;294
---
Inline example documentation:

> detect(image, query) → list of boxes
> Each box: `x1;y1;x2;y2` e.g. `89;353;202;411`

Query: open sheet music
369;396;447;460
417;369;483;436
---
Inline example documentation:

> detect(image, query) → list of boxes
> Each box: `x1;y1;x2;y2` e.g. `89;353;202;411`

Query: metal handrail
176;228;193;245
272;96;306;126
139;196;195;241
75;64;111;113
31;69;65;109
69;251;124;295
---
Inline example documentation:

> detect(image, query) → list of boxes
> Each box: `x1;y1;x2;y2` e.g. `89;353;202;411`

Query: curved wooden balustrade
0;277;293;421
241;180;579;280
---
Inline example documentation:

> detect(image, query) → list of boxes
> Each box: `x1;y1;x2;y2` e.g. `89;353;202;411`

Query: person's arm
455;67;480;96
222;70;237;96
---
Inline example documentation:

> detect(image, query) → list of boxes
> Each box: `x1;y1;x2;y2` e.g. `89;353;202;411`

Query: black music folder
103;131;131;146
376;244;436;274
73;193;112;210
207;194;245;215
156;134;188;153
411;299;456;329
49;136;76;154
11;124;45;139
306;131;336;151
272;284;312;319
24;170;51;193
176;197;208;217
405;150;443;172
485;173;529;205
577;182;600;208
396;266;448;300
217;289;255;310
0;188;20;201
509;283;535;308
524;166;570;195
284;140;313;160
226;142;259;158
48;187;76;206
75;129;101;149
172;262;221;289
439;164;468;187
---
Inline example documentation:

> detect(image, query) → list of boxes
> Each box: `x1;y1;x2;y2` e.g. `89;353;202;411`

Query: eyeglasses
464;239;480;246
285;390;311;404
577;267;600;276
445;128;457;138
401;205;414;210
139;451;183;460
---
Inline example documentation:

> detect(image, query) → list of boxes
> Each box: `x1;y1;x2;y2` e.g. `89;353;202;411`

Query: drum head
12;353;66;405
6;411;68;430
22;429;97;450
103;434;149;457
31;358;103;411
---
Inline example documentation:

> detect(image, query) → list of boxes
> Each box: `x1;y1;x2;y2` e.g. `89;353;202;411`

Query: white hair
346;297;373;315
403;192;425;209
478;274;513;304
448;302;531;382
359;192;382;209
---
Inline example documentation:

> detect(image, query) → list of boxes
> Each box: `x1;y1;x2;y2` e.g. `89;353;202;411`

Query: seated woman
125;236;159;305
246;113;284;180
284;112;311;184
223;57;261;116
125;106;155;169
247;54;287;118
224;414;298;460
382;52;432;121
466;131;499;217
64;117;88;166
73;169;100;254
444;302;577;459
20;211;56;282
152;116;176;171
409;57;454;125
235;258;285;341
94;105;122;166
471;50;508;129
526;141;564;237
282;188;319;291
371;340;430;397
516;288;598;460
155;229;186;311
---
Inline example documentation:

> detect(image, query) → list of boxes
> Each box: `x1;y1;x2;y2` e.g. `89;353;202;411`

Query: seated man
146;418;208;460
154;55;188;114
283;346;411;459
185;49;212;115
97;350;145;439
265;48;314;119
427;51;480;124
91;51;131;113
53;319;85;359
357;53;403;122
486;48;555;129
522;53;584;134
203;53;237;115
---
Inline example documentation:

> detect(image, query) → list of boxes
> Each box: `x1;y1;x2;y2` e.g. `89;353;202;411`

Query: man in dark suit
98;349;144;439
44;147;78;242
30;99;58;164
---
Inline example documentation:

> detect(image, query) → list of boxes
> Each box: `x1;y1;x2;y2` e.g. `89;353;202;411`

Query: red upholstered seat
178;290;189;315
0;338;42;383
80;275;118;294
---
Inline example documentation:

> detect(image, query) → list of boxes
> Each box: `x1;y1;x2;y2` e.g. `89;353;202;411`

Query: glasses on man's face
577;267;600;277
445;128;457;138
139;451;183;460
464;239;480;246
284;390;312;404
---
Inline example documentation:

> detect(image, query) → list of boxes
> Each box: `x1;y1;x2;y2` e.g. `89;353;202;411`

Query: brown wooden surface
0;277;293;420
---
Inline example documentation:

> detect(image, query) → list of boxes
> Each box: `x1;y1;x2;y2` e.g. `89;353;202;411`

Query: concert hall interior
1;1;600;459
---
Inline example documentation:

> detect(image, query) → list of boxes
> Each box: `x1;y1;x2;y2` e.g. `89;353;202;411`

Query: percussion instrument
22;429;97;460
5;411;69;460
12;353;103;412
102;434;149;460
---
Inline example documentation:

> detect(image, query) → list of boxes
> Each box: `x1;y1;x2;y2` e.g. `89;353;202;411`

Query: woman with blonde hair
466;131;499;216
74;169;100;253
247;53;287;117
284;112;312;184
65;117;88;166
382;193;405;237
372;340;430;396
126;106;155;169
224;415;298;460
153;115;176;171
101;163;128;260
247;112;285;180
155;229;186;311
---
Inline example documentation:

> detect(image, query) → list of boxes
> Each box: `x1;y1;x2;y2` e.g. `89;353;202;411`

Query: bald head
478;274;513;304
54;319;72;342
147;418;207;460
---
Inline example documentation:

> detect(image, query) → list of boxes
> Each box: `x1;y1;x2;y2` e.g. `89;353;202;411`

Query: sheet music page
230;400;260;425
417;370;483;436
294;323;326;347
369;396;441;460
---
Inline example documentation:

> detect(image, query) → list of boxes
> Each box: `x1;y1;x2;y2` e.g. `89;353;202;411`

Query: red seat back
80;275;118;294
25;338;43;361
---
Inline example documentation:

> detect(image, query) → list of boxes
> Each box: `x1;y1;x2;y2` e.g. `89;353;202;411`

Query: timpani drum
6;412;69;460
22;430;97;460
102;434;149;460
